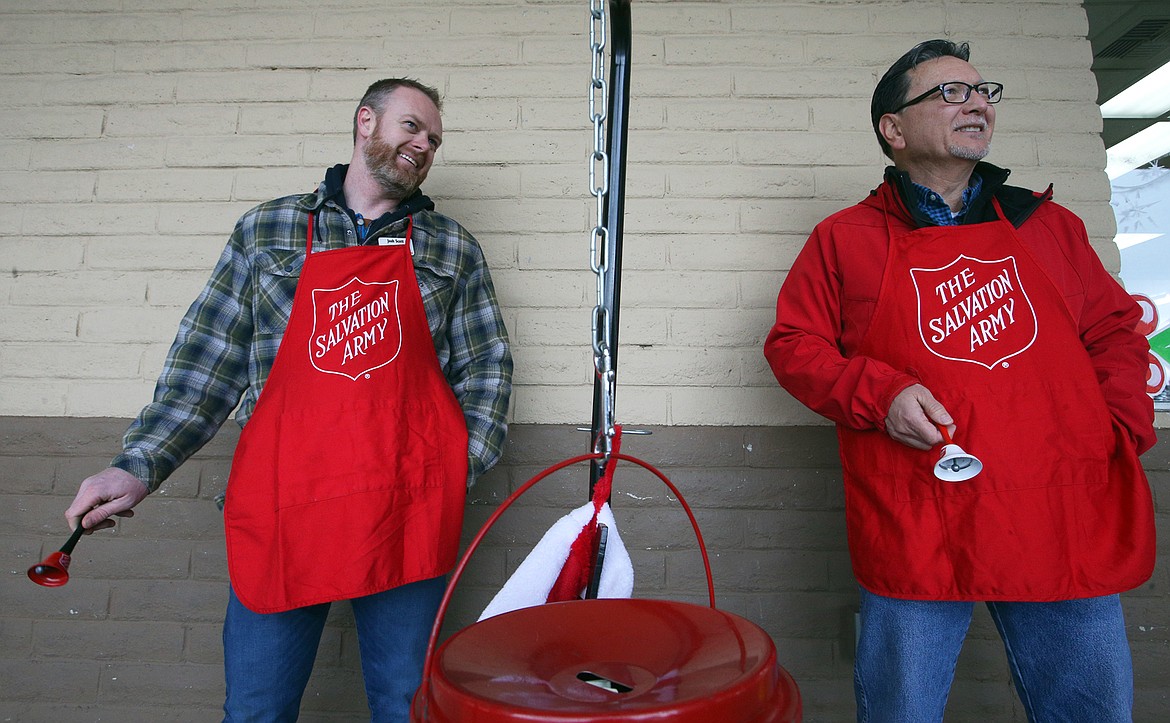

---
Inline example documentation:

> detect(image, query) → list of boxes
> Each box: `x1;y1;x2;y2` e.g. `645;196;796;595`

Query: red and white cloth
479;500;632;621
480;430;634;620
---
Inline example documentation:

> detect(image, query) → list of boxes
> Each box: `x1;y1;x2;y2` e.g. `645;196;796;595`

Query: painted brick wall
0;0;1135;428
2;0;1167;721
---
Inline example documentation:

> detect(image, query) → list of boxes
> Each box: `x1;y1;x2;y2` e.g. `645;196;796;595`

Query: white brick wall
0;0;1117;424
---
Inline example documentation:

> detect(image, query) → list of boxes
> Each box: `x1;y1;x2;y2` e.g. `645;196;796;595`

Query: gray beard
949;142;991;161
365;135;422;199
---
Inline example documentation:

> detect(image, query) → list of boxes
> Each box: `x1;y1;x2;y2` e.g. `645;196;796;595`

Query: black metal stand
589;0;632;497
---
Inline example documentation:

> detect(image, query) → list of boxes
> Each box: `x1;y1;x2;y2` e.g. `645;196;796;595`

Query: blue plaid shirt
910;173;983;226
113;170;513;490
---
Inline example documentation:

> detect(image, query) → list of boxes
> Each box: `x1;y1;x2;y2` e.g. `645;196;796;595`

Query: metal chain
588;0;616;459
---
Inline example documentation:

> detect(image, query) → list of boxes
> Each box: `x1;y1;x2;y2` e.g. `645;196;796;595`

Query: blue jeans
854;588;1133;723
222;576;446;722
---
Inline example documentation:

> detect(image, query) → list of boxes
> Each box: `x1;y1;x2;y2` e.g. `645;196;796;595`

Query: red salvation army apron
839;198;1154;601
225;214;469;613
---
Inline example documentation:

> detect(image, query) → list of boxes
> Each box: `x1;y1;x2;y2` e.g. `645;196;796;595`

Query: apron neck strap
990;195;1006;221
880;186;898;238
306;212;315;256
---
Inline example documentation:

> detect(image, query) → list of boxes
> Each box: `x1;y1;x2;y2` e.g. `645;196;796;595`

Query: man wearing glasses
765;39;1154;721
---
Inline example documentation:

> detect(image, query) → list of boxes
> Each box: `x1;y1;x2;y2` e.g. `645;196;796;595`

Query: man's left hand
885;383;954;450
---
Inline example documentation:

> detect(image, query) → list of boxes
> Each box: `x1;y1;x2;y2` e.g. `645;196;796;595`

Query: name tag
377;237;407;247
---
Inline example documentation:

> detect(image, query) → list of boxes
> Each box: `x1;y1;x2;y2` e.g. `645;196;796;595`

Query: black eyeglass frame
892;81;1004;113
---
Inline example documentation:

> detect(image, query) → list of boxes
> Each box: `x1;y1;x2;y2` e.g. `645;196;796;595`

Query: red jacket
765;164;1156;600
765;164;1154;455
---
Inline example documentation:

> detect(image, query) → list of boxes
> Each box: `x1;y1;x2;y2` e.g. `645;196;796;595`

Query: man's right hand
884;383;954;450
66;467;150;532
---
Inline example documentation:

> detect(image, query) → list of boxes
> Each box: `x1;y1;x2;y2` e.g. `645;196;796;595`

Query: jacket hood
863;162;1052;229
302;163;436;224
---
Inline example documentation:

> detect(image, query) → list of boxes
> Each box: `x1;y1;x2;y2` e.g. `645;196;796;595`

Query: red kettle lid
414;598;801;722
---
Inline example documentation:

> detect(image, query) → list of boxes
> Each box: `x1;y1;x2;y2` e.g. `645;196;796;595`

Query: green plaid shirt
113;169;512;490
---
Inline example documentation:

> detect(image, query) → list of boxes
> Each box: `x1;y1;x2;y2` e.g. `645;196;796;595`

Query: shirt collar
910;172;983;226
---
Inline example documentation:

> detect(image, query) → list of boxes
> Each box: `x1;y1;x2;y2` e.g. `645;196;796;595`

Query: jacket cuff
873;374;922;432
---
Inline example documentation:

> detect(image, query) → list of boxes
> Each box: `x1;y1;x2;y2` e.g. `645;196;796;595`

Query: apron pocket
883;379;1113;503
272;398;458;510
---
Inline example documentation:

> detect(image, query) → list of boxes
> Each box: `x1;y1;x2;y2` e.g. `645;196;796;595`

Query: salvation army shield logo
309;277;402;380
910;255;1038;369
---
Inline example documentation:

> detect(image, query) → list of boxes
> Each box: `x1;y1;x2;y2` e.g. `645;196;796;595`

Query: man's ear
879;113;906;153
355;105;377;141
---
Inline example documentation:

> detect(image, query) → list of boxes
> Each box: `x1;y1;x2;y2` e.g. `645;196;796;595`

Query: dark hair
870;40;971;158
352;78;443;143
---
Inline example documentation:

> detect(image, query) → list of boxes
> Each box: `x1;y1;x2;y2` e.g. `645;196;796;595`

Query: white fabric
478;501;633;621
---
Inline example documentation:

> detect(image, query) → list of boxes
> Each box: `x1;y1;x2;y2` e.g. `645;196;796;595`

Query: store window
1088;2;1170;411
1113;164;1170;410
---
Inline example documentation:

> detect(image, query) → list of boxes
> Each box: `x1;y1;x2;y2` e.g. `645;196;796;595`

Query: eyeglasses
893;81;1004;112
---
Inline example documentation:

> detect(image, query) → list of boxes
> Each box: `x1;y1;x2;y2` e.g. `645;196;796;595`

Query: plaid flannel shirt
113;174;512;491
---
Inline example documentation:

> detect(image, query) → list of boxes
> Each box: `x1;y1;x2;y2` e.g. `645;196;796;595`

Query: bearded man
65;78;513;721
